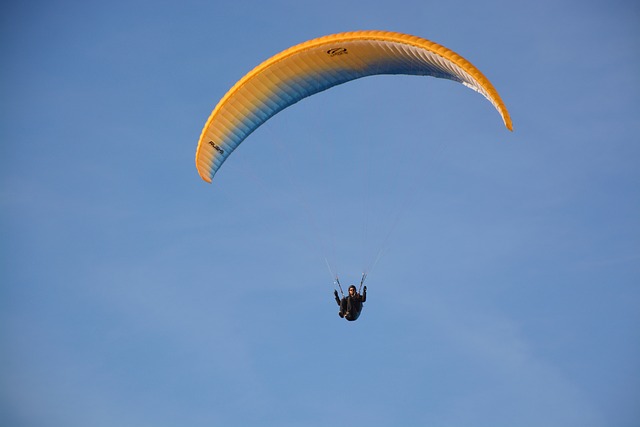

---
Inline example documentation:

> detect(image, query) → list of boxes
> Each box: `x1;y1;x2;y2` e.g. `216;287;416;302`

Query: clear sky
2;0;639;426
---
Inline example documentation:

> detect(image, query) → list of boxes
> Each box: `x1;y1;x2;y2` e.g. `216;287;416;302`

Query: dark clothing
335;288;367;321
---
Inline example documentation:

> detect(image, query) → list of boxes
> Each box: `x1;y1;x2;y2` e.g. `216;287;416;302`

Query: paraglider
195;30;512;183
194;31;513;322
334;275;367;321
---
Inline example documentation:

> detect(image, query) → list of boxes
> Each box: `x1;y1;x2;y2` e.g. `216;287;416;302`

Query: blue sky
2;0;639;426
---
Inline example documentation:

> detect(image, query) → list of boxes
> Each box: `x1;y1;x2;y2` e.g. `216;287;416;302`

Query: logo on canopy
327;47;348;57
208;141;225;155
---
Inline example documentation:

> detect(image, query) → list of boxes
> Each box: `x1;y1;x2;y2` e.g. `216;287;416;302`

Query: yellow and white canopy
196;30;512;183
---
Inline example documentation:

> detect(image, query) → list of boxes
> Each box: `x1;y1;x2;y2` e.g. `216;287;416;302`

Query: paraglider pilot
334;285;367;321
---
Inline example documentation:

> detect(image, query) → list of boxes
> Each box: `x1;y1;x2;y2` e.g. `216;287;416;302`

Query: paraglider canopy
195;30;512;183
